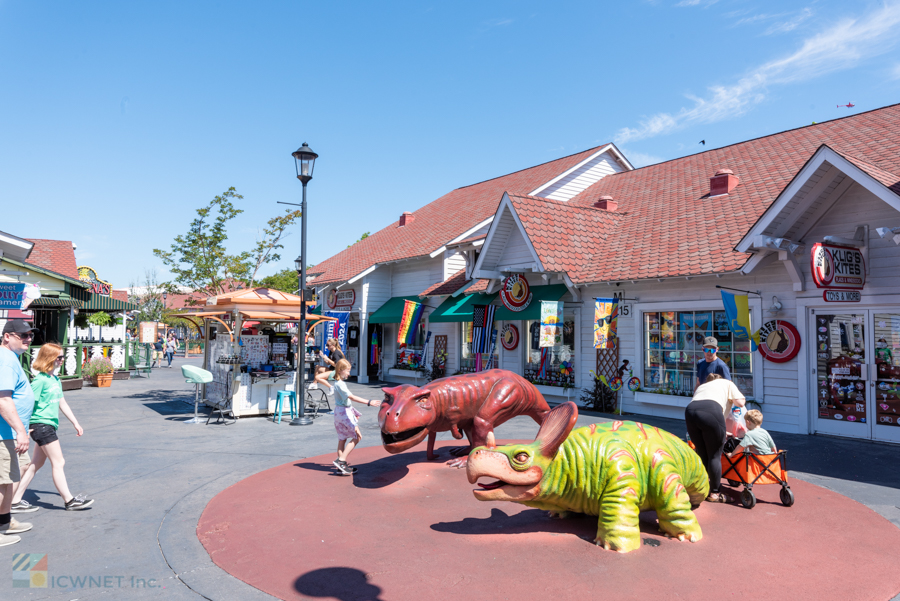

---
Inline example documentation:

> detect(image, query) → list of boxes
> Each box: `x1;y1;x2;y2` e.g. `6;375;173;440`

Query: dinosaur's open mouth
381;426;426;445
476;479;506;490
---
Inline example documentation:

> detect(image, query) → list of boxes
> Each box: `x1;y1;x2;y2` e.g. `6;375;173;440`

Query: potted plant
87;311;113;341
84;357;114;387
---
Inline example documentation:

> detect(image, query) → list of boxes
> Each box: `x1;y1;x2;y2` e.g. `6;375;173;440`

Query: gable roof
309;145;614;285
561;103;900;283
24;239;80;280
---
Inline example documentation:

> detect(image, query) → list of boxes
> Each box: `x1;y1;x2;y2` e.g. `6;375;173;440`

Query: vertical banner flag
486;329;498;369
397;300;424;345
540;301;563;348
472;304;496;371
324;311;351;352
720;291;758;351
370;331;379;364
593;297;619;349
420;331;432;368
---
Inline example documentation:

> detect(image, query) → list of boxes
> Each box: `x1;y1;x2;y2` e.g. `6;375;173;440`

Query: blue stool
274;390;297;424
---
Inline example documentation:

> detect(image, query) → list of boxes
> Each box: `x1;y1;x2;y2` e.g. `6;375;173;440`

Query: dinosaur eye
515;453;529;463
383;394;392;404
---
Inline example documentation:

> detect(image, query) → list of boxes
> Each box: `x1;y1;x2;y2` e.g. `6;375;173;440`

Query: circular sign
500;324;519;350
499;274;532;312
757;320;801;363
327;289;337;309
812;245;834;286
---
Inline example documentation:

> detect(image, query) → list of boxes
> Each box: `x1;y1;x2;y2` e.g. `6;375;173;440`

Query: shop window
459;321;499;373
394;322;427;369
643;310;754;397
524;313;576;388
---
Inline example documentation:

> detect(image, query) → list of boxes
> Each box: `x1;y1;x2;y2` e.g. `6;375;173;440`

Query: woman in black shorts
684;373;745;503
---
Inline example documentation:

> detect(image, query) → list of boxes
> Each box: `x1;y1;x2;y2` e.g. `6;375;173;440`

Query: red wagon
721;450;794;509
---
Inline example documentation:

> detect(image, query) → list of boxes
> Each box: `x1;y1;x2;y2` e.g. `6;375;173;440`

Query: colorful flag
397;300;424;345
594;298;619;349
540;300;563;348
485;329;498;369
420;331;432;368
720;291;758;351
471;304;496;353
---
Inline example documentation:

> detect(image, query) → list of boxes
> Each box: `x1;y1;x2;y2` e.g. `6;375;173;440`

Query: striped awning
79;294;139;312
29;296;81;308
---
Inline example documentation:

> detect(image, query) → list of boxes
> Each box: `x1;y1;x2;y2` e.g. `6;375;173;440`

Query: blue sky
2;1;899;288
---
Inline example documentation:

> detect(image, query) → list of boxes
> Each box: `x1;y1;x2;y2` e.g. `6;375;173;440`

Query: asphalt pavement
4;356;899;600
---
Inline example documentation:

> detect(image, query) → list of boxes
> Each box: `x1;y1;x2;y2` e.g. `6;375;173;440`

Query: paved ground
4;356;900;600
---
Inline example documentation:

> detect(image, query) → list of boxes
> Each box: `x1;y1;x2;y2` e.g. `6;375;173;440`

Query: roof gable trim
472;193;545;279
528;144;633;198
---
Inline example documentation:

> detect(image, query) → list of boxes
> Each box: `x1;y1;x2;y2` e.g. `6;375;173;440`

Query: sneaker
308;383;319;390
0;533;20;547
65;495;94;511
336;459;357;474
332;459;354;475
2;519;33;534
11;500;39;514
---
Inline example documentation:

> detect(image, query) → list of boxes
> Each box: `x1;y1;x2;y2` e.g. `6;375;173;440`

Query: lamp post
290;142;317;426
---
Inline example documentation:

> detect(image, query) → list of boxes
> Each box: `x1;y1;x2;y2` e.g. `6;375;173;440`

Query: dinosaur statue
466;402;709;552
378;369;551;468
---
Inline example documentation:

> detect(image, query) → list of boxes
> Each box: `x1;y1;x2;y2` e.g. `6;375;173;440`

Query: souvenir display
540;301;563;348
468;403;709;553
379;369;550;468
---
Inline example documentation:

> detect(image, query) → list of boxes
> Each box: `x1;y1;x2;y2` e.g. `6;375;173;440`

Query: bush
83;357;114;378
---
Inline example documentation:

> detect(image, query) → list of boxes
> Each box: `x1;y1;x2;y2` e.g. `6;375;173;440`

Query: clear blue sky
2;1;899;288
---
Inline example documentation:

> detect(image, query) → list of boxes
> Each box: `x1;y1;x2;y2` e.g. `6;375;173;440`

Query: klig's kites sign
77;266;112;296
810;243;865;290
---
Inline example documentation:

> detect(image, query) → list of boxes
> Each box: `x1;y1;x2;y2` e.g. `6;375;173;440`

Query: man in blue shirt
695;336;731;391
0;320;37;547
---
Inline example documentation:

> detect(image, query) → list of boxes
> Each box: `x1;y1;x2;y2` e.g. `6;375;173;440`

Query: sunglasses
703;347;717;353
12;332;34;340
597;316;615;326
55;356;65;362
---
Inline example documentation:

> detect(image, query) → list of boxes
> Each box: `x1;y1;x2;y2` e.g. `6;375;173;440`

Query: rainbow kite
397;300;424;345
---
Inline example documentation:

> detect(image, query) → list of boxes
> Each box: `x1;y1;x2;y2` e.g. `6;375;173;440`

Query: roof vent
710;169;739;196
594;195;618;211
399;211;415;227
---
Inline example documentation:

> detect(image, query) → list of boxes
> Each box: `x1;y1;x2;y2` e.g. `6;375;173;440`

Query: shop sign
499;274;532;312
810;243;865;290
0;283;40;310
500;324;519;350
757;320;801;363
327;289;355;309
823;290;861;302
77;265;112;296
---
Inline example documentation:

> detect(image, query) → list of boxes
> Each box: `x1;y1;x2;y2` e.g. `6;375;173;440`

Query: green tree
257;268;300;293
247;209;303;287
347;232;370;248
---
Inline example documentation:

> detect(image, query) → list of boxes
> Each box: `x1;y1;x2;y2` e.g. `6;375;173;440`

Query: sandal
705;493;726;503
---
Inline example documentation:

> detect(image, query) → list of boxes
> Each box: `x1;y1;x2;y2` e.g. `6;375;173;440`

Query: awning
239;310;336;322
80;293;139;312
493;284;569;321
29;294;81;308
368;296;423;324
429;292;498;323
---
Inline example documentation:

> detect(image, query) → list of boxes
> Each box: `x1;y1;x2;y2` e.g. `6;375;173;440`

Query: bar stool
181;365;214;424
274;390;297;424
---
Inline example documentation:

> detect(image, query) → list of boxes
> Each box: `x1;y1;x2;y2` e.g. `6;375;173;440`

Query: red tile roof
111;290;128;303
23;239;79;280
309;145;613;284
563;104;900;284
467;279;490;293
420;269;469;297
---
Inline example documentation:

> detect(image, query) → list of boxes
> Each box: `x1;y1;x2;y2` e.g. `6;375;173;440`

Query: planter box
387;368;424;378
113;371;131;381
61;379;83;391
92;374;113;388
633;390;692;408
533;384;576;400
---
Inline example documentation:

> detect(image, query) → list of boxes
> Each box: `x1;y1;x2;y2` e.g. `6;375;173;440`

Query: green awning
493;284;569;321
80;294;139;312
368;296;423;324
429;293;498;323
30;295;81;308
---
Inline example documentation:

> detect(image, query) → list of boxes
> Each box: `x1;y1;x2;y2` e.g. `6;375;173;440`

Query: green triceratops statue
466;402;709;553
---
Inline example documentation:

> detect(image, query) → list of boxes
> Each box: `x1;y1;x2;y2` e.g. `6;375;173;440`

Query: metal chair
305;383;332;418
181;365;213;424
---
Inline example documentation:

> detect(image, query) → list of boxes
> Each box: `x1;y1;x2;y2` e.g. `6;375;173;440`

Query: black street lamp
290;143;318;426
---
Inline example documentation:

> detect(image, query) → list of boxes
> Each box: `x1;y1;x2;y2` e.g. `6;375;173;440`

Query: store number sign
810;243;865;290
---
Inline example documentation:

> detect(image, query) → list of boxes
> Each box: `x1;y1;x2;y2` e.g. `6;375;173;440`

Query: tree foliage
247;209;303;287
257;268;300;293
347;232;370;248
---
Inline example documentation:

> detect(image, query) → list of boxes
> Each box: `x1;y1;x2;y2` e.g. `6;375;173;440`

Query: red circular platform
199;441;900;601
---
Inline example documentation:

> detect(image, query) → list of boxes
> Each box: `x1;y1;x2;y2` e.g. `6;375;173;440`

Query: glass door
812;312;871;438
872;313;900;443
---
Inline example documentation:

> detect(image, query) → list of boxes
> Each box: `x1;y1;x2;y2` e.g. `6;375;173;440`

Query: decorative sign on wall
0;283;40;310
77;266;112;296
327;289;356;309
756;320;801;363
499;274;532;312
823;290;861;302
539;301;562;348
500;324;519;350
810;243;865;290
593;297;619;349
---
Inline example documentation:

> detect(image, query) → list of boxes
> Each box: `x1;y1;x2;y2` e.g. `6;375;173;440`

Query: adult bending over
685;373;745;503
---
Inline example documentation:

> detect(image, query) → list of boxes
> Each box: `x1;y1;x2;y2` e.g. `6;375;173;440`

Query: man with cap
695;336;731;391
0;320;37;546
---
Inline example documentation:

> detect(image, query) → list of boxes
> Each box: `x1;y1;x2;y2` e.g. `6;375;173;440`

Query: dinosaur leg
595;451;643;552
447;426;475;467
649;463;703;543
426;430;439;460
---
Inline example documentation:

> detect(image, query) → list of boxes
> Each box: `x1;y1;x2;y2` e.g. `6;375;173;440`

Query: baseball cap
702;336;718;348
2;320;38;336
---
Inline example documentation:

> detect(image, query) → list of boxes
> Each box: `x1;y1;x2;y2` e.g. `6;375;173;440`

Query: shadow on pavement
294;567;384;601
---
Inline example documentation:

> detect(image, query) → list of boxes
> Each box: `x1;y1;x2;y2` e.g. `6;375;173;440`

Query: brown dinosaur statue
378;369;551;468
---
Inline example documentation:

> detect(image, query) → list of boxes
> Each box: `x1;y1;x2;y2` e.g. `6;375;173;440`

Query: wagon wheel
779;486;795;507
727;479;741;488
741;489;756;509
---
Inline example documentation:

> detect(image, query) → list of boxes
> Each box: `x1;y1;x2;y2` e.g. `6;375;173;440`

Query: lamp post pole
290;143;318;426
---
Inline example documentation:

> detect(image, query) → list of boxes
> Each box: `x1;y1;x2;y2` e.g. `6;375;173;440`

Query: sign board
77;265;112;296
327;289;355;309
499;274;532;312
757;320;801;363
140;321;157;343
810;243;865;290
0;283;40;310
824;290;861;302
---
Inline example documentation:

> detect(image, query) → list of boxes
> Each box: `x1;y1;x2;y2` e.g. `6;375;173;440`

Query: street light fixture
290;143;318;426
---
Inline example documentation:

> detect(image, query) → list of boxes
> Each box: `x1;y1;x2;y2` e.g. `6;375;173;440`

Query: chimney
710;169;739;196
399;211;415;227
594;195;618;211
